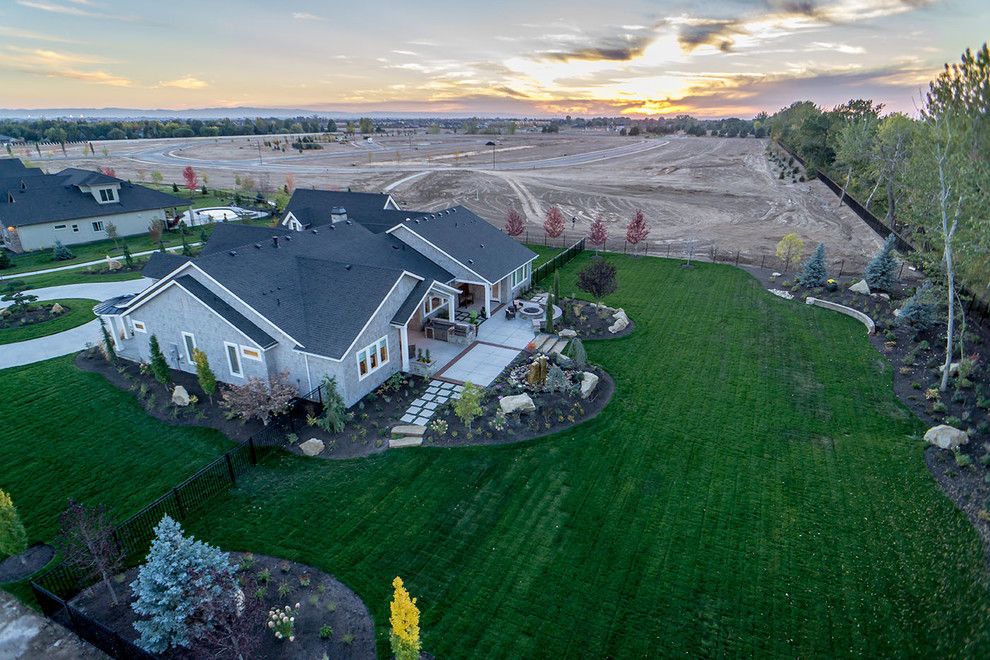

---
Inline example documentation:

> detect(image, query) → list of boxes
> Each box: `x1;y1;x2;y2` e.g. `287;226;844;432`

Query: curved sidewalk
0;279;151;370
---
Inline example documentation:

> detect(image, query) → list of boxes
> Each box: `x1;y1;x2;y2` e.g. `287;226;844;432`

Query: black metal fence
29;432;286;659
532;237;586;285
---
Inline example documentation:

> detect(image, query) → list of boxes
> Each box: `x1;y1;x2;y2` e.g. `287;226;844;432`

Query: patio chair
505;306;516;320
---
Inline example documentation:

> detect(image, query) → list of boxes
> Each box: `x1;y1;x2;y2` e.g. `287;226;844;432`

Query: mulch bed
424;356;615;448
0;302;75;329
76;349;431;460
556;299;634;340
69;552;375;659
747;271;990;568
0;544;54;583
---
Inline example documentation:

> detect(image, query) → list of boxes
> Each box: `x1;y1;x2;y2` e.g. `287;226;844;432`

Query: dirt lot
24;132;882;267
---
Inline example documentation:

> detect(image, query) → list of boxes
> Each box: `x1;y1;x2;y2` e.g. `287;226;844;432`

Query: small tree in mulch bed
571;338;587;368
311;375;348;434
55;499;124;606
454;382;483;430
797;242;827;287
192;573;265;659
192;348;217;403
0;489;28;561
775;233;804;272
148;335;171;386
122;243;134;269
100;320;117;363
131;515;237;653
865;234;899;291
544;293;555;333
577;257;617;311
897;281;942;331
389;576;421;660
52;240;74;261
1;282;37;314
220;372;295;425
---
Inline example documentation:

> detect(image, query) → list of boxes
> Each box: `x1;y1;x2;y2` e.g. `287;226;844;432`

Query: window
225;342;242;377
54;224;66;231
510;263;529;287
357;336;389;379
131;320;147;333
71;224;79;233
423;295;446;316
241;347;261;361
92;221;105;232
181;332;196;362
98;188;116;203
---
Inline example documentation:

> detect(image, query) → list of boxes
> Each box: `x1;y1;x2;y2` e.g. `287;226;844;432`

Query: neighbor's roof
175;275;277;349
183;222;453;359
283;188;395;230
93;294;135;316
395;206;537;282
0;168;186;228
142;252;191;279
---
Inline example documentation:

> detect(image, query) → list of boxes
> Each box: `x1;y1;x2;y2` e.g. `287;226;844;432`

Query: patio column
484;283;492;319
447;292;456;321
400;324;410;372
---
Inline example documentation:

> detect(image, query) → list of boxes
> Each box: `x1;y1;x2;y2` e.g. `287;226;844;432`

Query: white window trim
240;345;262;361
356;336;389;380
224;341;243;377
131;319;147;333
181;332;196;362
92;221;105;232
510;264;528;287
54;224;66;231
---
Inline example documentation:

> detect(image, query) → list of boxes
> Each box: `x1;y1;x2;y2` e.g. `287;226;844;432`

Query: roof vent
467;259;474;264
272;236;279;248
344;264;352;270
228;250;237;256
391;244;400;250
311;229;318;234
254;243;262;249
19;180;26;191
345;220;352;225
6;192;13;203
480;243;485;248
330;207;347;224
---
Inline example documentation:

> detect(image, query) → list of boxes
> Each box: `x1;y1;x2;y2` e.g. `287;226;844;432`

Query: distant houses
0;158;187;252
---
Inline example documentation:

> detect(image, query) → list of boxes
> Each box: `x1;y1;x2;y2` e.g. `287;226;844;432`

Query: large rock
49;303;65;315
580;371;599;399
299;438;325;457
608;314;629;334
938;362;960;377
849;279;871;295
499;393;535;414
559;328;577;338
923;425;969;451
171;385;190;406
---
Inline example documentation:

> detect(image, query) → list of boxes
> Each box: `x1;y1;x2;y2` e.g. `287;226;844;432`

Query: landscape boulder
299;438;325;457
608;313;629;334
938;362;960;377
50;303;65;315
580;371;599;399
499;393;535;414
559;328;577;338
171;385;190;407
923;425;969;451
849;279;871;295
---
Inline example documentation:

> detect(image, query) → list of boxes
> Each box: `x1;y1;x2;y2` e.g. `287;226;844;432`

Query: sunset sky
1;0;986;118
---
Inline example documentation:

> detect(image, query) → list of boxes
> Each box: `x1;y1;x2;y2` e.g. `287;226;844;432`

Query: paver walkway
0;279;151;369
399;380;464;426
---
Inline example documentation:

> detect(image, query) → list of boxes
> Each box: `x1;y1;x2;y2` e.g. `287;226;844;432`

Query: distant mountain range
0;107;533;120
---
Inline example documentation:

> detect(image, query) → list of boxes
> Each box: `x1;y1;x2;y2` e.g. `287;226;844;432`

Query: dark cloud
677;20;744;52
535;24;664;62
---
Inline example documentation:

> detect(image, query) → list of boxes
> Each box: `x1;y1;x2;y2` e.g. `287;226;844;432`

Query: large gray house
97;194;537;406
0;158;186;252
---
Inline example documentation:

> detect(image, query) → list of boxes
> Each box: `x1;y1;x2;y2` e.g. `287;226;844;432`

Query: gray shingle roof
396;206;537;283
142;252;191;279
200;224;282;256
93;294;135;315
0;168;187;228
283;189;394;230
0;159;38;177
175;275;277;349
187;223;453;359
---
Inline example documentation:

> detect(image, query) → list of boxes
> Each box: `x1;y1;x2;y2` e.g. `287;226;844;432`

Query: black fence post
225;452;236;486
249;437;258;465
897;263;905;282
760;255;766;269
172;487;186;520
838;259;844;277
735;251;740;266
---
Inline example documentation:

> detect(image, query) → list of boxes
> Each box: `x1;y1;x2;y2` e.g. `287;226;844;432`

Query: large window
224;341;242;377
510;263;530;287
181;332;196;362
357;336;389;379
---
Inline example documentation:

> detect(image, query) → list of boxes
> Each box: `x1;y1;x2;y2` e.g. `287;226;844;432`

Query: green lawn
17;268;144;290
525;244;563;268
168;254;986;657
0;299;97;344
0;355;233;546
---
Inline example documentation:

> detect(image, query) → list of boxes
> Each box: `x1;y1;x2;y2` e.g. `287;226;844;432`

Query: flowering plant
267;603;300;641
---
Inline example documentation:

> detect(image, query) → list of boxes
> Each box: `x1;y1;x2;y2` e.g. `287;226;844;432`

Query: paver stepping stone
389;436;423;448
423;401;438;410
400;413;417;423
392;424;426;437
413;416;431;425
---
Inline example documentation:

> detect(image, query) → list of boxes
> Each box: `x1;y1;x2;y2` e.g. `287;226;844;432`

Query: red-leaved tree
99;166;116;177
182;165;198;192
626;210;650;246
588;216;608;248
505;209;524;237
220;373;296;425
544;206;565;242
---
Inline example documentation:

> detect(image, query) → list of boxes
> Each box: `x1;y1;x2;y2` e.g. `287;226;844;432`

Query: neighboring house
0;135;25;147
100;202;537;407
0;160;187;252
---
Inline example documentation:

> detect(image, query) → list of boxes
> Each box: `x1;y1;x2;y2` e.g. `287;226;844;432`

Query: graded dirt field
24;132;882;268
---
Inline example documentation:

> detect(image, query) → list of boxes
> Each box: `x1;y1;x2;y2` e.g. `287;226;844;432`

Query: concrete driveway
0;279;151;370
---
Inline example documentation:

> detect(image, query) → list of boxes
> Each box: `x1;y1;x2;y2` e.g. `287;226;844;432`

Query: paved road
125;139;669;176
0;244;197;282
0;279;151;370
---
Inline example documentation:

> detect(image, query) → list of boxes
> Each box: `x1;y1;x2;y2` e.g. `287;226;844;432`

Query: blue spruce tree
131;515;236;653
896;281;941;331
797;243;827;287
864;234;899;291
